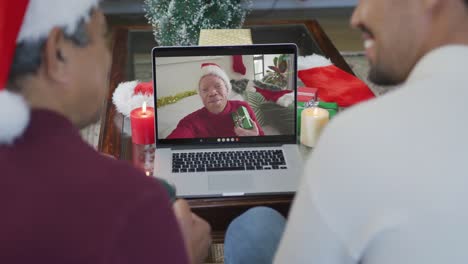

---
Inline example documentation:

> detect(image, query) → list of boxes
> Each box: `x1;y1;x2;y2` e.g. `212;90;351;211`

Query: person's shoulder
85;156;173;218
307;88;414;189
321;88;408;146
100;156;164;194
66;149;169;205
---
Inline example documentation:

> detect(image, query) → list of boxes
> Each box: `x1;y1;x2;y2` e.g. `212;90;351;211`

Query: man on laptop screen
166;63;265;139
153;45;302;198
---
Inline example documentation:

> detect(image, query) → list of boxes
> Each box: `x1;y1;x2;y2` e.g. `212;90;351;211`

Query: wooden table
98;20;353;242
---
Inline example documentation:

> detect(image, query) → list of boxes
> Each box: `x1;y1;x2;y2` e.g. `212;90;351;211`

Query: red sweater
0;110;189;264
168;100;264;139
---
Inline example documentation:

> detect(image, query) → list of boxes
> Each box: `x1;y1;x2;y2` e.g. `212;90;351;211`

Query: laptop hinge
170;143;283;150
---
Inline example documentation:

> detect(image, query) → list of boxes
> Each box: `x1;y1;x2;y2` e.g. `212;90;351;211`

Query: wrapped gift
318;101;338;111
297;86;318;103
199;29;253;46
232;106;253;129
297;101;338;135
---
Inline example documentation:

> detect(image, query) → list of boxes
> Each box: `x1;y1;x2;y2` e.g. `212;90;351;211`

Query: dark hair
8;13;92;90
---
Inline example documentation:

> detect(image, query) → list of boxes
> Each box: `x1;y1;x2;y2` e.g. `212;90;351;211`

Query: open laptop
152;44;302;198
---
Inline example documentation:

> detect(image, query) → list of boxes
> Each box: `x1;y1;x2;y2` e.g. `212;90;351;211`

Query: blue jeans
224;207;286;264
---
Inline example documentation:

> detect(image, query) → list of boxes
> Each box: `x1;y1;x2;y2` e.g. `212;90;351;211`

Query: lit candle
300;107;329;147
130;102;155;145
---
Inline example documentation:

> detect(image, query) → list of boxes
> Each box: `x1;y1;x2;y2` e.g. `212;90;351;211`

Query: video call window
155;54;296;140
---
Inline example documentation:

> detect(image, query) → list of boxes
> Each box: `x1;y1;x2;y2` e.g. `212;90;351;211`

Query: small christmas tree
144;0;252;46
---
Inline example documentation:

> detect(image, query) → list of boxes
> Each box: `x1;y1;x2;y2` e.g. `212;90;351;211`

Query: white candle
300;107;329;147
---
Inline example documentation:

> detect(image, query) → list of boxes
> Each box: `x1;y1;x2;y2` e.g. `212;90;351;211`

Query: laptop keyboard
172;149;287;173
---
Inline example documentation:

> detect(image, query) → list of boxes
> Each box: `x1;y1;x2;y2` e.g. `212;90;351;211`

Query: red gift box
297;86;318;103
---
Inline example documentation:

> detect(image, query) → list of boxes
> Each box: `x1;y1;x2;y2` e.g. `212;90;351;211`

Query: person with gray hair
0;1;211;263
167;62;264;139
225;0;468;263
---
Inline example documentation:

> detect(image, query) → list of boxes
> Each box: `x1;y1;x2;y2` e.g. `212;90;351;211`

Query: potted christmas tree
262;54;289;89
144;0;252;46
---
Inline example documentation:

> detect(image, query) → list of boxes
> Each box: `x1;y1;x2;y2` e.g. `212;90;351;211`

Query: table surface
98;19;353;241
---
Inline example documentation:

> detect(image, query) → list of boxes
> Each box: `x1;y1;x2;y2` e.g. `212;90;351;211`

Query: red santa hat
200;63;232;94
253;87;294;107
0;0;100;144
113;81;154;117
297;54;375;107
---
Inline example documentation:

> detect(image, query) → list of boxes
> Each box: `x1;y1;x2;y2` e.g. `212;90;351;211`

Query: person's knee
238;206;285;226
224;207;286;264
227;206;286;239
245;206;285;220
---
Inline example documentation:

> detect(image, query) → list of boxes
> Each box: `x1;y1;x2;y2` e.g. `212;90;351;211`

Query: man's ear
43;27;71;84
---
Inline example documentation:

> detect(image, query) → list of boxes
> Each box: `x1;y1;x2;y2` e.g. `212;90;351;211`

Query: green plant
143;0;252;46
252;79;282;91
262;54;289;89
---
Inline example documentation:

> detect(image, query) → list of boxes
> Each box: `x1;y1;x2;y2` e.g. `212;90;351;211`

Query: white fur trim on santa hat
17;0;100;43
200;64;232;94
276;93;294;108
0;90;30;145
112;81;154;117
298;54;333;70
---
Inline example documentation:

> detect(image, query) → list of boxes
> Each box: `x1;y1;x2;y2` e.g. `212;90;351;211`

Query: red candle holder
130;102;155;145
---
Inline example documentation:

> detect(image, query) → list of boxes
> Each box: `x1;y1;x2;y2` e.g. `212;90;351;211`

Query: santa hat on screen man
297;54;375;107
0;0;100;144
199;63;232;94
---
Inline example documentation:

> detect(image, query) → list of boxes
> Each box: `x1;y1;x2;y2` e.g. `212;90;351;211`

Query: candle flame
145;171;151;176
142;101;147;113
313;107;320;116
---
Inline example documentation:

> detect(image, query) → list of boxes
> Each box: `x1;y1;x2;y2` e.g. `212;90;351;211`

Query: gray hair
8;12;92;90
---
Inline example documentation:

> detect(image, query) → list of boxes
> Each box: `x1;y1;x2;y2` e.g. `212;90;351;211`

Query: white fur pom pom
112;81;154;117
0;90;30;145
298;54;333;70
112;81;138;117
276;93;294;107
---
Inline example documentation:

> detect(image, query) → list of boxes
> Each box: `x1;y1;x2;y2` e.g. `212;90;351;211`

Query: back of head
0;0;108;145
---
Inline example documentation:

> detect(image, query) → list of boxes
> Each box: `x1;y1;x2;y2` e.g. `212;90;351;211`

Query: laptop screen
152;44;297;147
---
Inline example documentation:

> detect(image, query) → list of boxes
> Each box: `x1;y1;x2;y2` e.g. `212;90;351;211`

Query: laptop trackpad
208;173;253;192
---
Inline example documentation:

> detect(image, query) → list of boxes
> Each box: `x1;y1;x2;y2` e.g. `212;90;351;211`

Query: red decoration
298;65;375;107
254;87;293;102
232;55;246;75
0;0;29;89
130;103;155;145
133;82;153;96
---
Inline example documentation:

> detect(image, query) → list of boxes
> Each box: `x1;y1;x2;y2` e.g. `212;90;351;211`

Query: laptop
152;44;303;198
